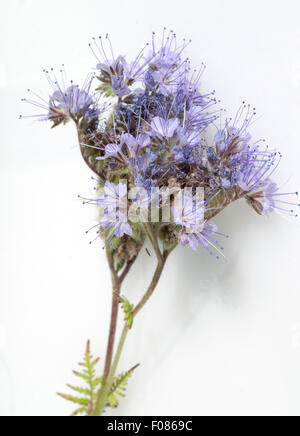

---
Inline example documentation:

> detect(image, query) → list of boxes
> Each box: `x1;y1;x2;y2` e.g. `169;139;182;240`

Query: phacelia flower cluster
21;30;299;259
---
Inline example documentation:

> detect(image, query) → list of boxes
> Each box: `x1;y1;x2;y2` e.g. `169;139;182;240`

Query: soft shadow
148;199;283;372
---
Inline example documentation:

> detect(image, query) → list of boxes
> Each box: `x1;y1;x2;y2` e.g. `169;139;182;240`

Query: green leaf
67;385;91;396
57;393;89;407
92;377;103;389
58;341;102;416
120;296;134;329
72;370;90;382
71;407;88;417
107;364;140;409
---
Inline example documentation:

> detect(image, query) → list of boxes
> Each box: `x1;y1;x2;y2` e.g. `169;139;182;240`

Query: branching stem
94;224;176;416
143;222;163;265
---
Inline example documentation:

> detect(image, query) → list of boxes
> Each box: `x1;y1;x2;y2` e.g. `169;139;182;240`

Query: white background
1;0;300;417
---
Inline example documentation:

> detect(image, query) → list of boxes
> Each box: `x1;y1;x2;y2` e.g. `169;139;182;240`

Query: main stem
94;227;175;416
94;326;129;416
102;248;120;380
96;249;139;416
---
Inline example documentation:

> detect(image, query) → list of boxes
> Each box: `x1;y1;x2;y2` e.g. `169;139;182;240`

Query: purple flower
246;180;277;216
96;54;131;97
21;71;99;125
91;35;151;84
123;61;144;81
143;52;186;96
122;133;150;158
100;215;133;240
90;37;133;97
145;47;181;71
214;127;252;155
214;130;228;153
96;133;150;163
172;145;195;165
111;76;131;97
96;55;126;81
96;142;125;161
236;146;279;192
245;180;299;217
180;222;225;259
97;181;128;208
25;30;299;255
128;187;151;223
174;191;205;228
81;181;132;244
150;69;183;96
186;106;212;131
144;70;157;91
140;30;191;96
177;127;201;148
150;116;179;138
215;104;254;155
50;85;95;118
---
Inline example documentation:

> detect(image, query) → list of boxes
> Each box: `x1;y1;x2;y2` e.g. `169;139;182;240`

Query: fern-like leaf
57;341;102;416
66;385;91;396
107;364;140;408
71;407;88;417
57;393;89;407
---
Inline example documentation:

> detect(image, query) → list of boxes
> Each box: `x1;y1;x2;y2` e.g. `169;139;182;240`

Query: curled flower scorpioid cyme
21;29;299;417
